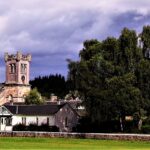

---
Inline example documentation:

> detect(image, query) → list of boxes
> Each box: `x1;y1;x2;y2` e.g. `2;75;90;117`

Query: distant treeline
30;74;72;99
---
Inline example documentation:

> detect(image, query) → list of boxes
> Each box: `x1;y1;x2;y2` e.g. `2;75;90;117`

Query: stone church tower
0;52;31;105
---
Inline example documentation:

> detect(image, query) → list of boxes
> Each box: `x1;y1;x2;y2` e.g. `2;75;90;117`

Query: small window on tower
21;64;27;73
10;64;16;73
21;75;25;84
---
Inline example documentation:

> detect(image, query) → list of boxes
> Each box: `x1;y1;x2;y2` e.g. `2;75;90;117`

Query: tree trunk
120;117;123;132
138;118;142;130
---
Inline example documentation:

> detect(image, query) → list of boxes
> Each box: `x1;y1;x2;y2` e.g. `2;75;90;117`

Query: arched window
10;64;13;73
10;64;16;73
13;64;16;73
21;75;25;84
21;64;27;73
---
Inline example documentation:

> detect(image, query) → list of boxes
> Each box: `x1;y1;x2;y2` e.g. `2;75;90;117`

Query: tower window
21;64;27;73
9;64;16;73
21;75;25;84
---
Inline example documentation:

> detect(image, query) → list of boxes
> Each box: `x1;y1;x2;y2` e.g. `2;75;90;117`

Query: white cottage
0;106;12;131
0;103;79;132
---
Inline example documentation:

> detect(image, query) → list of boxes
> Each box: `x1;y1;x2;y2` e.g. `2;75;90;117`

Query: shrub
124;120;134;133
142;124;150;134
40;124;50;131
13;124;27;131
13;123;59;132
25;88;44;105
40;124;59;132
28;124;38;131
49;126;59;132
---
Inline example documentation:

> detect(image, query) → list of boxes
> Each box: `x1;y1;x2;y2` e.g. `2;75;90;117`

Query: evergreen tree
67;26;150;131
30;74;70;99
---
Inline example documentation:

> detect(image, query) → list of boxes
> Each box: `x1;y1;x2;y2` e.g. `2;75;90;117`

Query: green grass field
0;137;150;150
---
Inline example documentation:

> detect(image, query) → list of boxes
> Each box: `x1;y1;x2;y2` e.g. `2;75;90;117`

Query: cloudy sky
0;0;150;82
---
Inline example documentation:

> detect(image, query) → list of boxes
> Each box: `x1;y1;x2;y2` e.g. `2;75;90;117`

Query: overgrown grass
0;137;150;150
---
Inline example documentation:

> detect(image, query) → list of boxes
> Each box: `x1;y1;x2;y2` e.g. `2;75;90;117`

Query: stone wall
55;104;79;132
4;85;30;102
0;85;30;105
0;132;150;141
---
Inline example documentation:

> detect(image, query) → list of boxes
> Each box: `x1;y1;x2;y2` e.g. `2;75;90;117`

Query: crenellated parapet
4;51;31;62
5;51;31;86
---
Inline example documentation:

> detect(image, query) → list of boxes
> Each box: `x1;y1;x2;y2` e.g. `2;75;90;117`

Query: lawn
0;137;150;150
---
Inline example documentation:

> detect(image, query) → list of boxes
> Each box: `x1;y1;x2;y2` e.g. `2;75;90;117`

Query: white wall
12;115;55;126
12;116;22;126
0;117;12;131
5;126;12;131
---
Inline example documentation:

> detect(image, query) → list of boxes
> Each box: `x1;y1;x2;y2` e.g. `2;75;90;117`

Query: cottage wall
0;125;12;131
12;115;55;126
55;104;79;132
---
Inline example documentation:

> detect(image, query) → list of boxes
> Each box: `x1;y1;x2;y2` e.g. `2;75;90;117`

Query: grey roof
5;104;65;116
46;100;82;109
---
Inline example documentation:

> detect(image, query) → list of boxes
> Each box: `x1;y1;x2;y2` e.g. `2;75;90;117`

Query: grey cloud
0;0;150;82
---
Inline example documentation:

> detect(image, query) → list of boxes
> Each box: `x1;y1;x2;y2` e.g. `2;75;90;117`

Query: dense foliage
13;123;59;132
68;26;150;131
30;74;71;99
25;88;44;105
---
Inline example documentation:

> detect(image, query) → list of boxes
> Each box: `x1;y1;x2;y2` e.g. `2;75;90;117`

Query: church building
0;52;31;105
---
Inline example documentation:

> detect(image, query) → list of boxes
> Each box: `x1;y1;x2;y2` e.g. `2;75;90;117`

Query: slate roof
5;104;65;116
46;100;82;109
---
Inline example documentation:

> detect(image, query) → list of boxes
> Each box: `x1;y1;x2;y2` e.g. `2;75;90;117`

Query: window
1;118;4;125
9;64;16;73
21;75;25;84
22;117;26;125
21;64;27;74
5;117;12;126
21;64;23;73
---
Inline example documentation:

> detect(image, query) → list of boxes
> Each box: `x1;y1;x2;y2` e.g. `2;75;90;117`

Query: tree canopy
67;26;150;130
30;74;71;99
25;88;44;105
